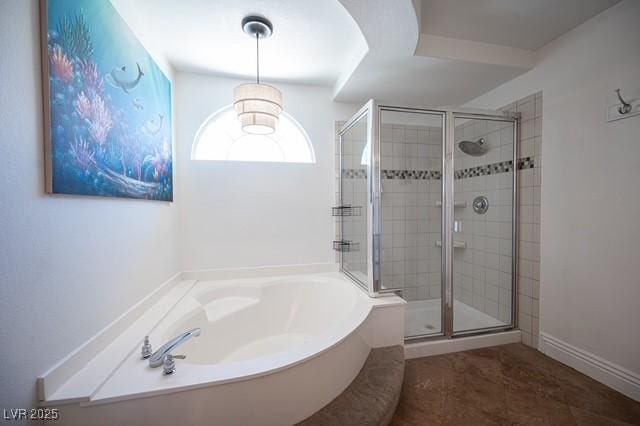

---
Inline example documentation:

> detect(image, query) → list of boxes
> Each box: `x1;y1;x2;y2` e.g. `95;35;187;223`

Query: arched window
192;106;315;163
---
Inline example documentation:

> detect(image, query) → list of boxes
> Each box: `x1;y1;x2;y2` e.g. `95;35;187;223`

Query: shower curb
297;345;404;426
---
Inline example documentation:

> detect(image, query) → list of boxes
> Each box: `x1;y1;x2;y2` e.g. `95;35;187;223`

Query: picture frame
39;0;173;201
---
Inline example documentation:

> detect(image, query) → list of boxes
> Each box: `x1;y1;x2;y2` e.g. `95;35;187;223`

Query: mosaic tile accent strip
517;157;535;170
454;157;534;179
342;158;534;180
342;169;367;179
381;169;442;180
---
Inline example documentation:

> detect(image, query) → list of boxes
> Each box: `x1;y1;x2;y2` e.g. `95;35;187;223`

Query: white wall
175;72;358;270
0;0;180;411
467;0;640;376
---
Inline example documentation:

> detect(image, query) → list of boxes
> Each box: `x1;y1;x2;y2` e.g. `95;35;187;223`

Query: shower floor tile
391;343;640;425
405;299;506;337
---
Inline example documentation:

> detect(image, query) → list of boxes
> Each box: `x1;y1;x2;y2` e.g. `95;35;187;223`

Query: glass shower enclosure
336;100;519;340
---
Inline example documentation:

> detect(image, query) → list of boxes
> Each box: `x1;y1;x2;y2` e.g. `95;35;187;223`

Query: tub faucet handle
161;354;185;376
141;336;152;359
163;354;176;375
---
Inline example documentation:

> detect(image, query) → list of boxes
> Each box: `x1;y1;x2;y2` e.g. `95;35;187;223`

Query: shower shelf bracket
435;201;467;208
435;240;467;249
333;240;360;252
332;205;362;217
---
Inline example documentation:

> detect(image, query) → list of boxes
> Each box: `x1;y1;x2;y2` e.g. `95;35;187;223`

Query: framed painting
40;0;173;201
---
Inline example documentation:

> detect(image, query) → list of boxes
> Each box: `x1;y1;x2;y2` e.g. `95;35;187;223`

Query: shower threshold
405;299;507;338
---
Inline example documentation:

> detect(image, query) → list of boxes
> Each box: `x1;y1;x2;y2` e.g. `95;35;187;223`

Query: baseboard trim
539;333;640;402
404;330;521;359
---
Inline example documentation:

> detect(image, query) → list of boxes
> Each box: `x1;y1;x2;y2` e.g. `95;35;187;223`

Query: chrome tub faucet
147;327;201;368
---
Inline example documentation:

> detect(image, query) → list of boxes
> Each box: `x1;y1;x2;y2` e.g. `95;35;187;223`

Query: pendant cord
256;33;260;85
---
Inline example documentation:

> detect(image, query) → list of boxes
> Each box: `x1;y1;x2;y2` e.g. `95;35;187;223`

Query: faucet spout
148;327;201;368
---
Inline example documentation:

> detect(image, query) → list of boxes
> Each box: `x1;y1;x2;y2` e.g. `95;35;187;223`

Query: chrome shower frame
338;100;520;339
338;100;378;297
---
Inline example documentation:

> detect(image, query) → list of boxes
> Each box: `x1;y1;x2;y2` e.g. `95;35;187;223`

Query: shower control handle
473;196;489;214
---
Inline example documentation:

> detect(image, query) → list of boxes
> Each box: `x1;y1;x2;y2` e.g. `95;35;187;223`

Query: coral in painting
56;13;93;61
45;0;172;200
68;136;95;169
79;60;104;95
50;45;74;84
74;91;92;119
74;92;112;145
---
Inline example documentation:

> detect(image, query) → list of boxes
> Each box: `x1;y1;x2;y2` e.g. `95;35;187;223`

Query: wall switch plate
606;98;640;122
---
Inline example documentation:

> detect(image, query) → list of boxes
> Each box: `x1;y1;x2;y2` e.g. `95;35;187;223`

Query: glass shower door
378;107;446;338
451;114;517;334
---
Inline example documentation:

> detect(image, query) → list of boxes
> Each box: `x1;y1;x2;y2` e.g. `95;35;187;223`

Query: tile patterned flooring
392;343;640;425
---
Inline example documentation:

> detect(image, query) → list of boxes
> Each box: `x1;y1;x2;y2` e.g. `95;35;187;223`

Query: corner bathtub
167;274;371;368
57;271;405;426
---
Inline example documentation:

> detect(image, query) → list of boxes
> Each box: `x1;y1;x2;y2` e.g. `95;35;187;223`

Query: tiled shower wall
459;92;542;347
510;92;542;349
334;92;541;348
450;92;542;347
378;124;443;299
334;121;443;298
452;117;516;326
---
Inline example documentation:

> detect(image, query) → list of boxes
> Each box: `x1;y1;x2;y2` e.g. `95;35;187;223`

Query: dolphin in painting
143;114;164;137
106;63;144;94
132;98;144;110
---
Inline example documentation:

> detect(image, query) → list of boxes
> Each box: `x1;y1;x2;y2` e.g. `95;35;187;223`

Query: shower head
458;138;487;156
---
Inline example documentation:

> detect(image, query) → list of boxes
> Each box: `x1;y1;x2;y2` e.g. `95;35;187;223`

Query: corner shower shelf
333;240;360;252
435;201;467;208
435;240;467;249
332;205;362;217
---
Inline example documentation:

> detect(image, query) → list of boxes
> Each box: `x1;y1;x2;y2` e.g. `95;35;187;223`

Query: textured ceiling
111;0;366;85
420;0;621;50
112;0;621;106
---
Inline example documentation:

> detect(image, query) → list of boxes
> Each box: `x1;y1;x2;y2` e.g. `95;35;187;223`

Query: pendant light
233;16;283;135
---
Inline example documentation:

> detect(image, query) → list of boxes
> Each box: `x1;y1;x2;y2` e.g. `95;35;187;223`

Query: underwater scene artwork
41;0;173;201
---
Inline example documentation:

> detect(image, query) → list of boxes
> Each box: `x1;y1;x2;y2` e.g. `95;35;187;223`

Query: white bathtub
166;274;370;368
55;269;405;426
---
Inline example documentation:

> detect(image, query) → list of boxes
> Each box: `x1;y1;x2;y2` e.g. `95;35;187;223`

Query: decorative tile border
455;157;534;179
342;157;534;180
517;157;535;170
342;169;367;179
381;169;441;180
455;161;512;179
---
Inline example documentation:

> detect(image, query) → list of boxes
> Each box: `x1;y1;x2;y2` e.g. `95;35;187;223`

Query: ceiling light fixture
233;16;282;135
